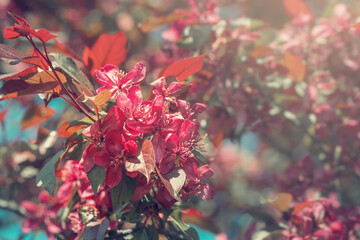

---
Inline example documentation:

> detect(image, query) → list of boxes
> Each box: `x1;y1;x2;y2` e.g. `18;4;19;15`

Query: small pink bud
330;221;344;235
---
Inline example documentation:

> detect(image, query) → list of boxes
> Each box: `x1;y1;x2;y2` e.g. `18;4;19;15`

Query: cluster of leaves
0;12;214;240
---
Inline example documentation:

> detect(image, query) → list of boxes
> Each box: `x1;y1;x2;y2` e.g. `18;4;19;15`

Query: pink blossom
21;192;62;240
95;62;146;96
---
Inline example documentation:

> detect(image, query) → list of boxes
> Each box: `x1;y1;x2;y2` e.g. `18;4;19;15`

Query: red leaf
181;207;220;234
5;12;57;43
283;0;312;19
4;28;21;39
0;71;66;101
82;46;93;70
182;208;205;219
54;39;81;61
57;122;86;138
92;89;112;109
160;54;207;83
32;49;49;70
25;71;66;85
0;67;38;81
21;106;55;130
279;52;306;82
266;193;293;212
210;128;224;148
33;29;57;44
250;45;273;59
83;31;127;76
8;12;30;27
291;201;315;216
0;109;8;123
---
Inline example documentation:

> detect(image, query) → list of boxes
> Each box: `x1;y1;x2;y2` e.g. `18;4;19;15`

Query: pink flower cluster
283;198;360;240
21;192;62;239
81;62;214;207
22;160;113;240
19;63;214;239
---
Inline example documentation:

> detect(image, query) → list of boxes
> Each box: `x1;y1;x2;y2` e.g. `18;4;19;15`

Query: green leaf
111;175;136;212
67;117;94;129
177;26;211;49
172;208;182;221
50;53;95;96
120;207;143;223
67;141;89;161
170;216;200;240
146;225;159;240
132;229;149;240
83;218;110;240
192;149;206;163
246;207;281;231
162;207;173;223
87;165;106;195
58;207;71;222
66;129;86;145
104;99;116;113
36;150;65;196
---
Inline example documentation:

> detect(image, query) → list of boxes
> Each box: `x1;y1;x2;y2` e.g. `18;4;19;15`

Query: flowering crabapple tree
4;0;360;239
134;0;360;238
0;12;214;239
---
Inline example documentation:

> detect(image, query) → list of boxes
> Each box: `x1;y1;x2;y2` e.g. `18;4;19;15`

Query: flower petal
105;164;123;188
102;106;125;133
21;201;38;215
123;62;146;87
95;149;112;166
159;153;176;175
116;92;133;116
22;219;40;233
80;144;96;172
181;160;198;181
165;133;179;152
105;131;124;154
95;64;122;87
191;183;215;201
44;218;61;234
198;164;214;181
152;132;166;163
167;81;182;95
125;140;138;157
127;85;143;105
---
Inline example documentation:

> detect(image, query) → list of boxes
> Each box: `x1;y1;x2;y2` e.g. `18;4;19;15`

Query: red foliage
83;31;128;76
4;12;57;43
160;54;208;82
282;0;312;19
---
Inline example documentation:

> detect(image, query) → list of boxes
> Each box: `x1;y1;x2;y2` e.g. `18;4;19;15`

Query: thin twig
26;37;96;122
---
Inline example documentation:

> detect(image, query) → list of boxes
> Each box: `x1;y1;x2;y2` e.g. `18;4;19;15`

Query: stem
26;37;96;122
56;93;81;111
